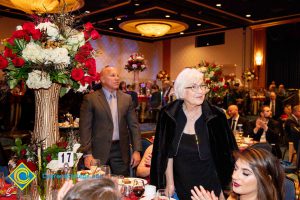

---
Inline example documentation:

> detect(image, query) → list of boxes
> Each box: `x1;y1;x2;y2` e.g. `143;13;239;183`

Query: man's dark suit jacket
285;116;300;150
249;118;281;144
79;89;142;165
264;98;284;120
227;116;250;136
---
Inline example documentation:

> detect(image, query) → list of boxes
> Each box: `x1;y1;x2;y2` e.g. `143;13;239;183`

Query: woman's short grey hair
174;68;204;99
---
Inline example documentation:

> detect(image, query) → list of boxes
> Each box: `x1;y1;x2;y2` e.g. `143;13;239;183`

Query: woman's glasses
185;84;209;92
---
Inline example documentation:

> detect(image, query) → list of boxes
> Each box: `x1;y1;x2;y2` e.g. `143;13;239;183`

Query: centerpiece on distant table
242;68;258;89
195;60;228;100
124;53;146;83
0;12;100;147
156;70;170;82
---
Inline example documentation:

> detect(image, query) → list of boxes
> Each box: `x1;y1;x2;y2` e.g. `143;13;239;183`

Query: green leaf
15;138;22;146
60;87;68;97
8;79;19;89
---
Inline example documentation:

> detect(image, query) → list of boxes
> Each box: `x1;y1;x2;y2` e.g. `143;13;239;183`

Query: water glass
90;159;101;174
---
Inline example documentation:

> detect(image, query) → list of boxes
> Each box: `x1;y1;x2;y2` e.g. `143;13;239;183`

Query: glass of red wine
132;179;145;198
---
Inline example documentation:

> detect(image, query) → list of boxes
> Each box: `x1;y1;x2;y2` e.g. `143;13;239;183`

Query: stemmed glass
132;179;145;198
156;189;170;200
90;159;101;175
100;165;111;178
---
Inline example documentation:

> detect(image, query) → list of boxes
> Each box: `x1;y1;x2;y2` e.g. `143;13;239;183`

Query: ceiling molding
135;6;177;15
180;14;225;28
250;17;300;29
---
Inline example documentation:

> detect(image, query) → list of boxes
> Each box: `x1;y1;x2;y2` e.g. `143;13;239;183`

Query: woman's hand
191;185;218;200
165;184;175;197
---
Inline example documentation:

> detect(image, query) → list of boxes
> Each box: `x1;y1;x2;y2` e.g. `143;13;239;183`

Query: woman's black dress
173;116;222;200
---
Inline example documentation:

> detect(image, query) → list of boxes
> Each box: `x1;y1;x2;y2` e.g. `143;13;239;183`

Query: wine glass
156;189;170;200
90;159;100;175
132;179;145;198
100;165;111;178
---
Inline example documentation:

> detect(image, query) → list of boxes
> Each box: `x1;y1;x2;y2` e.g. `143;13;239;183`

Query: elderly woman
150;68;237;200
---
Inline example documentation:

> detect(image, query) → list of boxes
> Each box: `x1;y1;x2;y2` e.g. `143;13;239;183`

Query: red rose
84;58;96;69
80;76;93;85
84;22;94;32
31;29;42;40
71;68;84;81
88;65;96;76
74;53;86;63
13;30;26;39
46;154;52;163
84;31;90;40
223;84;228;89
20;149;27;156
4;48;16;58
12;57;25;67
0;55;8;69
22;22;35;33
219;77;223;82
80;42;93;52
90;30;100;40
57;141;68;149
7;37;15;45
17;159;27;166
205;80;211;84
26;161;37;172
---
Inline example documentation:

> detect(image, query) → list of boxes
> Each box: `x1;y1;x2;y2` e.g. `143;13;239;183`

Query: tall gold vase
33;83;61;148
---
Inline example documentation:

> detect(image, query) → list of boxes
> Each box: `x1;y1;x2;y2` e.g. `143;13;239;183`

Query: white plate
120;177;148;186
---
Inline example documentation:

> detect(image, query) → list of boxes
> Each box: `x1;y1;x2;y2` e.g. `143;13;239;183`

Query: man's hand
131;151;141;168
84;155;94;169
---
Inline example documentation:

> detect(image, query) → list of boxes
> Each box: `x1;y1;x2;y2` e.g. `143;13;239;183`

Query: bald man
227;104;250;136
80;66;142;176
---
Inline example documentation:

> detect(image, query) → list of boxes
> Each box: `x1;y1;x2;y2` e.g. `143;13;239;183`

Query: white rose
22;42;45;63
16;25;23;30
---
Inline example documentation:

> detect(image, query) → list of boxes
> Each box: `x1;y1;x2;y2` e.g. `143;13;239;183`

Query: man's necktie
231;119;236;131
109;94;119;140
271;101;275;116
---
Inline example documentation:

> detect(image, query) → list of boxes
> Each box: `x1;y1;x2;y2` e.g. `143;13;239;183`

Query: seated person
191;147;285;200
136;144;153;178
227;105;250;136
249;105;282;158
57;178;120;200
285;105;300;150
149;85;161;122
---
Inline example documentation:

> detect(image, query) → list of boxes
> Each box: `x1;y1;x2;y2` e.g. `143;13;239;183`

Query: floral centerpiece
124;53;146;72
195;60;228;99
9;138;82;200
156;70;170;82
242;68;258;82
0;14;100;94
0;11;100;148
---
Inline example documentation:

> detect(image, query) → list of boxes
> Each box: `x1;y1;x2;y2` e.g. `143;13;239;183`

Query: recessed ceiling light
134;3;140;6
116;17;122;21
206;43;210;46
246;14;251;18
109;27;114;30
84;10;90;14
197;23;202;26
216;4;221;7
180;32;184;35
165;15;170;18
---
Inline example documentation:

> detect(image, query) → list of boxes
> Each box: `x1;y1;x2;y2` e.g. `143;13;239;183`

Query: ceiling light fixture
216;3;222;7
109;27;114;30
165;15;170;18
136;23;171;37
246;14;251;18
197;23;202;26
119;19;188;37
116;17;122;21
134;3;140;6
0;0;84;14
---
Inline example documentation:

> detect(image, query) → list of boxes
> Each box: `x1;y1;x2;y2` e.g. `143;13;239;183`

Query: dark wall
266;22;300;88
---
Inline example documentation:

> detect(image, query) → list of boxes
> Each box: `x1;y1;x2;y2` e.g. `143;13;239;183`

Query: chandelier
135;23;171;37
120;19;188;38
0;0;84;14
